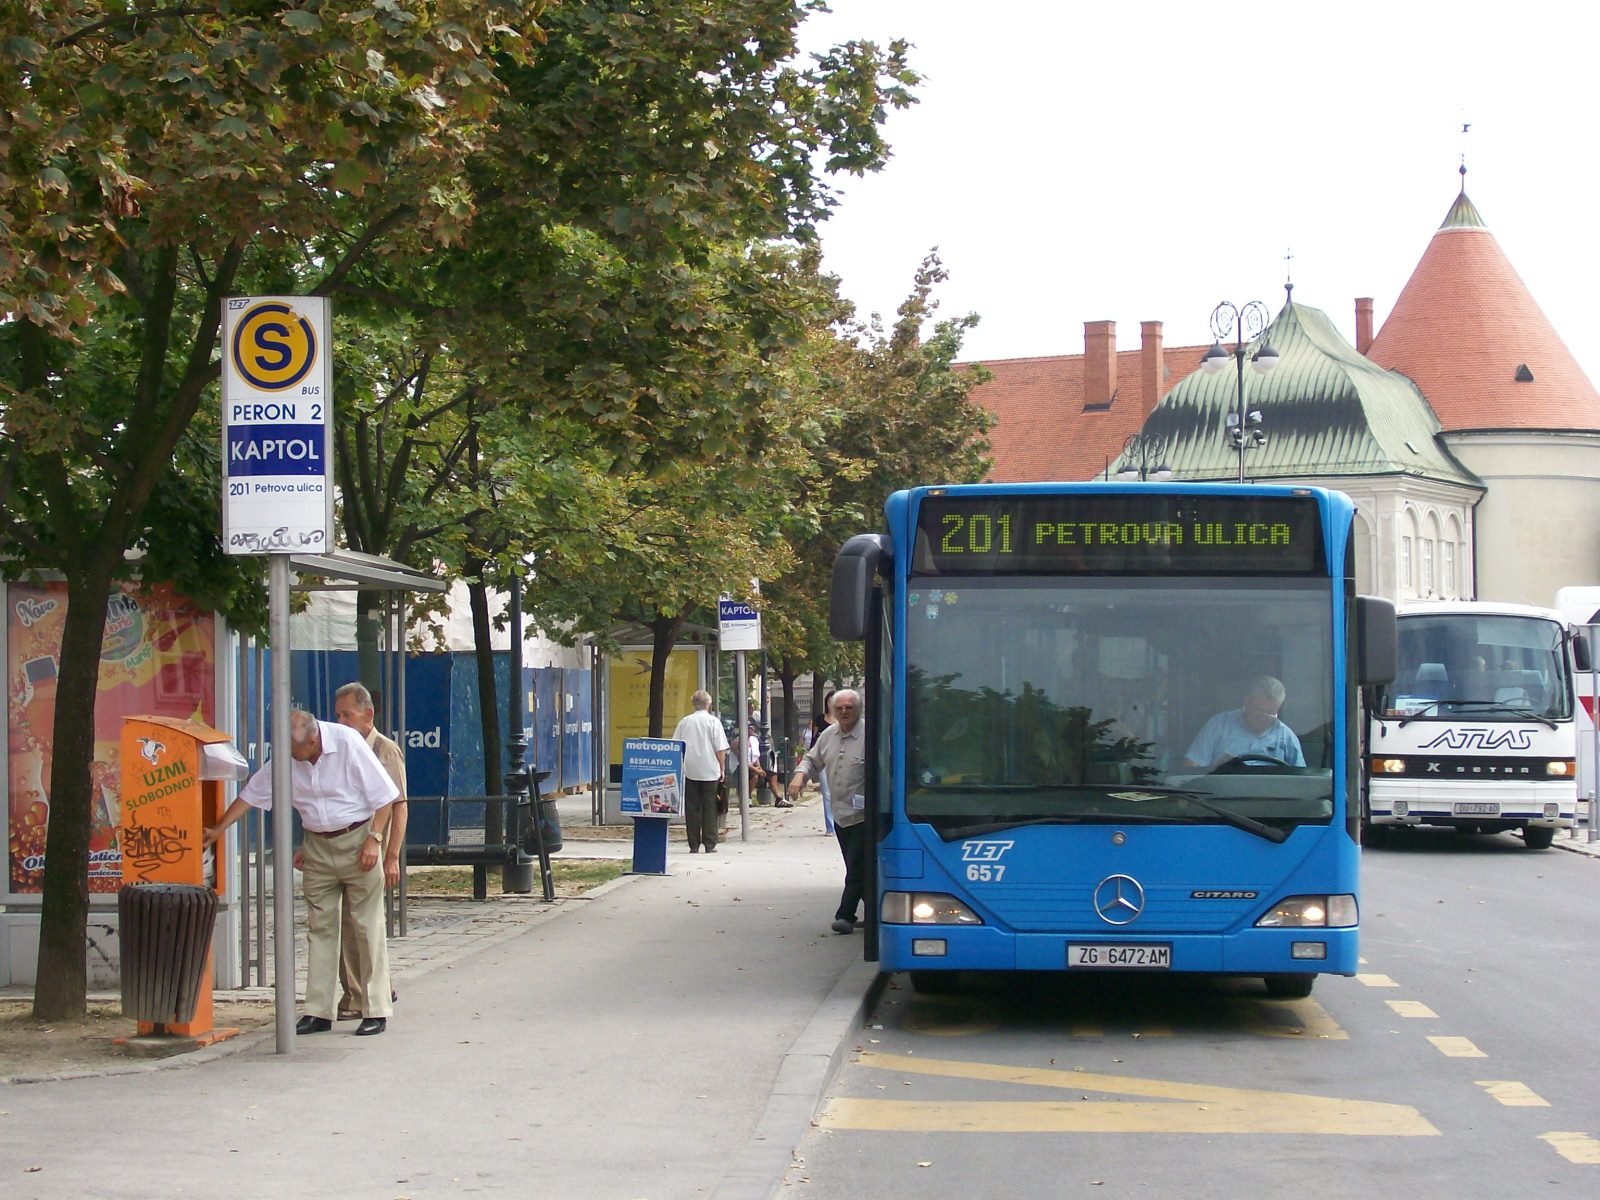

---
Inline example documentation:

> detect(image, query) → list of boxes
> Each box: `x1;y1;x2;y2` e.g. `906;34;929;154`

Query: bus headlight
1372;758;1407;775
1546;760;1575;777
1256;894;1357;928
881;892;984;926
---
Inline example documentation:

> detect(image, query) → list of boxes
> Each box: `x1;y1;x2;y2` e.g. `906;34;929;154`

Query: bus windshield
1377;613;1572;722
904;576;1335;838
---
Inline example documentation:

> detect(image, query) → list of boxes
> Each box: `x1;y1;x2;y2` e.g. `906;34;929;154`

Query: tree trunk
467;572;504;843
33;560;118;1020
646;613;684;737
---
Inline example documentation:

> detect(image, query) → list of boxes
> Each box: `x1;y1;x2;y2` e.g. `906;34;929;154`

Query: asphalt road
783;828;1600;1198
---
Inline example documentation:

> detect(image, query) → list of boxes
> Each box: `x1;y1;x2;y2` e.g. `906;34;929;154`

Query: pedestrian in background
334;682;407;1020
787;688;865;933
672;689;729;853
204;709;398;1035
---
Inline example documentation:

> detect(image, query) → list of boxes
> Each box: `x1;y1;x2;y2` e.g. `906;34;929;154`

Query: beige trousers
301;821;392;1020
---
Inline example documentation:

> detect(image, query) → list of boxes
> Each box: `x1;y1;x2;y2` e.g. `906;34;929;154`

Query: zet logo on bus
231;301;319;391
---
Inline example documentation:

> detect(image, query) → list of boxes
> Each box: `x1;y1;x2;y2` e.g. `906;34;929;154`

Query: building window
1399;536;1413;595
1421;540;1434;596
1442;541;1456;596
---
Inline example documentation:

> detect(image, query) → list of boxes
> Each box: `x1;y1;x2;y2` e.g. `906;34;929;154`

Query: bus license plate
1453;803;1499;815
1068;943;1172;969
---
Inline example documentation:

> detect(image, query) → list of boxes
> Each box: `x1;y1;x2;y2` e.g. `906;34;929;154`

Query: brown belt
307;819;369;837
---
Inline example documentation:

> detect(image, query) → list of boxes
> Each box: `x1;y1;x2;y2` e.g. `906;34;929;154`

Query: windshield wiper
1397;698;1557;730
938;816;1089;840
936;792;1288;845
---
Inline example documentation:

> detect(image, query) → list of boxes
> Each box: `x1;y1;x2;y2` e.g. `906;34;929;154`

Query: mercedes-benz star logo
1093;874;1145;925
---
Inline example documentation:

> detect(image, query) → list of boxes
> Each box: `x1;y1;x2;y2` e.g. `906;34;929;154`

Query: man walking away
671;690;729;853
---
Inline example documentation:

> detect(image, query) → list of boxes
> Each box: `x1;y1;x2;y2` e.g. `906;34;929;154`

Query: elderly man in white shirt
205;708;399;1036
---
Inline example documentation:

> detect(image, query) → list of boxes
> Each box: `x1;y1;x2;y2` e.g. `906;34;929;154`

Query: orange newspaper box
119;715;249;1045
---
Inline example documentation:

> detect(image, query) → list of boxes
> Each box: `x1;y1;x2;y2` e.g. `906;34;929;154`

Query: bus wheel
909;970;962;995
1522;826;1555;850
1263;973;1315;999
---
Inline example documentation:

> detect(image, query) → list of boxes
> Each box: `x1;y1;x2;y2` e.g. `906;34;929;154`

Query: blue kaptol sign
719;599;758;621
226;425;326;476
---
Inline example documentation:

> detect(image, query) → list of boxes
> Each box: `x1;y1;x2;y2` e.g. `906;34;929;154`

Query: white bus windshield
1379;614;1571;722
904;577;1335;837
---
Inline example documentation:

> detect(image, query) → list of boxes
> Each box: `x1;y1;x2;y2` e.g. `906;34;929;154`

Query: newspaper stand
619;738;684;875
118;715;250;1047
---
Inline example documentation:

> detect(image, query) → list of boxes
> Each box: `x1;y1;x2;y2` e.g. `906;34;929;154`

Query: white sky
799;1;1600;382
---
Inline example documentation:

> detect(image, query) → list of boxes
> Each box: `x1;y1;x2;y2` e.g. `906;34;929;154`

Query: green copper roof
1133;299;1483;487
1439;189;1485;230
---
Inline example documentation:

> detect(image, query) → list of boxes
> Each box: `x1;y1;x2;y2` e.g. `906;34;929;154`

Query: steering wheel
1209;754;1291;774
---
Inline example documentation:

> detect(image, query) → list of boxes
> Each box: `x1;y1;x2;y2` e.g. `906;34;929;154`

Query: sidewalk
0;796;876;1200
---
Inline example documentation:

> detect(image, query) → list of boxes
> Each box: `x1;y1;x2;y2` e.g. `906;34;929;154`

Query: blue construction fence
242;649;593;833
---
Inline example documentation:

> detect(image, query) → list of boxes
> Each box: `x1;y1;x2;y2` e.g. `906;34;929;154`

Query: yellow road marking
1356;973;1399;987
1235;996;1348;1040
1475;1081;1548;1107
1386;1001;1437;1019
823;1052;1438;1136
1541;1132;1600;1164
1428;1036;1486;1058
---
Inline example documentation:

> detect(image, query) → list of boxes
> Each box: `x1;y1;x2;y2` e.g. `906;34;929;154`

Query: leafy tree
0;1;548;1019
759;253;994;746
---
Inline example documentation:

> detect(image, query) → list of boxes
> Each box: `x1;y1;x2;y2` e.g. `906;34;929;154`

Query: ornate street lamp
1201;300;1280;483
1116;433;1172;482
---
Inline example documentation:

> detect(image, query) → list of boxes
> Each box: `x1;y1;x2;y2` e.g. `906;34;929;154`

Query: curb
712;958;886;1200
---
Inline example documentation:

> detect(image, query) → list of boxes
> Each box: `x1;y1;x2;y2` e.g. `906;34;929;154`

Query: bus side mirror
1356;595;1397;686
1573;631;1593;673
830;534;892;642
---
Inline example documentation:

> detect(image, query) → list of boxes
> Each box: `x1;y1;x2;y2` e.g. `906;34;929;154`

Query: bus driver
1181;675;1305;769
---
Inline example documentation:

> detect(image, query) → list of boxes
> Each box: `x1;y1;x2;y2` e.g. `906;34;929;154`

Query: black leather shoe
295;1015;332;1035
354;1017;387;1036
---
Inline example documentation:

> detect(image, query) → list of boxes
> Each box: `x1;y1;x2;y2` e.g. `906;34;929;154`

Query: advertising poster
7;581;216;895
606;646;702;774
619;738;684;817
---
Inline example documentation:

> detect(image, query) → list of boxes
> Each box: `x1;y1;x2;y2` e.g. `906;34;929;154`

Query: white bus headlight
1372;758;1407;775
1256;894;1357;928
1546;760;1575;777
881;892;983;925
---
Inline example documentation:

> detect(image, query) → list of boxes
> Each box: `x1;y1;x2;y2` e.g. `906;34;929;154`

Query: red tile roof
967;344;1209;482
1366;192;1600;432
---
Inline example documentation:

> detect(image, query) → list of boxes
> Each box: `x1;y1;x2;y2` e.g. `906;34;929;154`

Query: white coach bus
1363;601;1592;849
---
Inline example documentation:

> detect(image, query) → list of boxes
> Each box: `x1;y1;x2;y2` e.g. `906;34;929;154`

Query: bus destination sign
913;492;1326;576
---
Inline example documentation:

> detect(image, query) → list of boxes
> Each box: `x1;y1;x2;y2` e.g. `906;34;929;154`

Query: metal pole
734;649;749;841
236;631;251;986
252;636;266;987
1235;342;1247;485
1589;623;1599;843
269;554;297;1053
394;593;408;936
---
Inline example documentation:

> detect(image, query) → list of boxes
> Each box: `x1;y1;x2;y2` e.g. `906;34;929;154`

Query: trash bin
538;793;563;855
119;883;219;1026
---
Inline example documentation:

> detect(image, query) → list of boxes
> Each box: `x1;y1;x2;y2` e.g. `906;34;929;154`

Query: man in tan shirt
334;681;407;1020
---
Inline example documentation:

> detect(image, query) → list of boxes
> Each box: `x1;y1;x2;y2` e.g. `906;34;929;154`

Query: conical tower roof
1366;188;1600;431
1138;298;1480;486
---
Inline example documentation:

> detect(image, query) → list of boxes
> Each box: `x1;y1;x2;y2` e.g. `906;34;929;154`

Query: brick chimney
1084;320;1116;409
1355;297;1374;355
1140;321;1165;417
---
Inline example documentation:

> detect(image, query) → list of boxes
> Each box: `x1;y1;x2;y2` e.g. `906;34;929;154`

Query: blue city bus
830;483;1396;997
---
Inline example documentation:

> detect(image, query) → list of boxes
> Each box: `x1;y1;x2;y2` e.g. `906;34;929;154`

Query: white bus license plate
1068;943;1172;969
1453;803;1499;815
